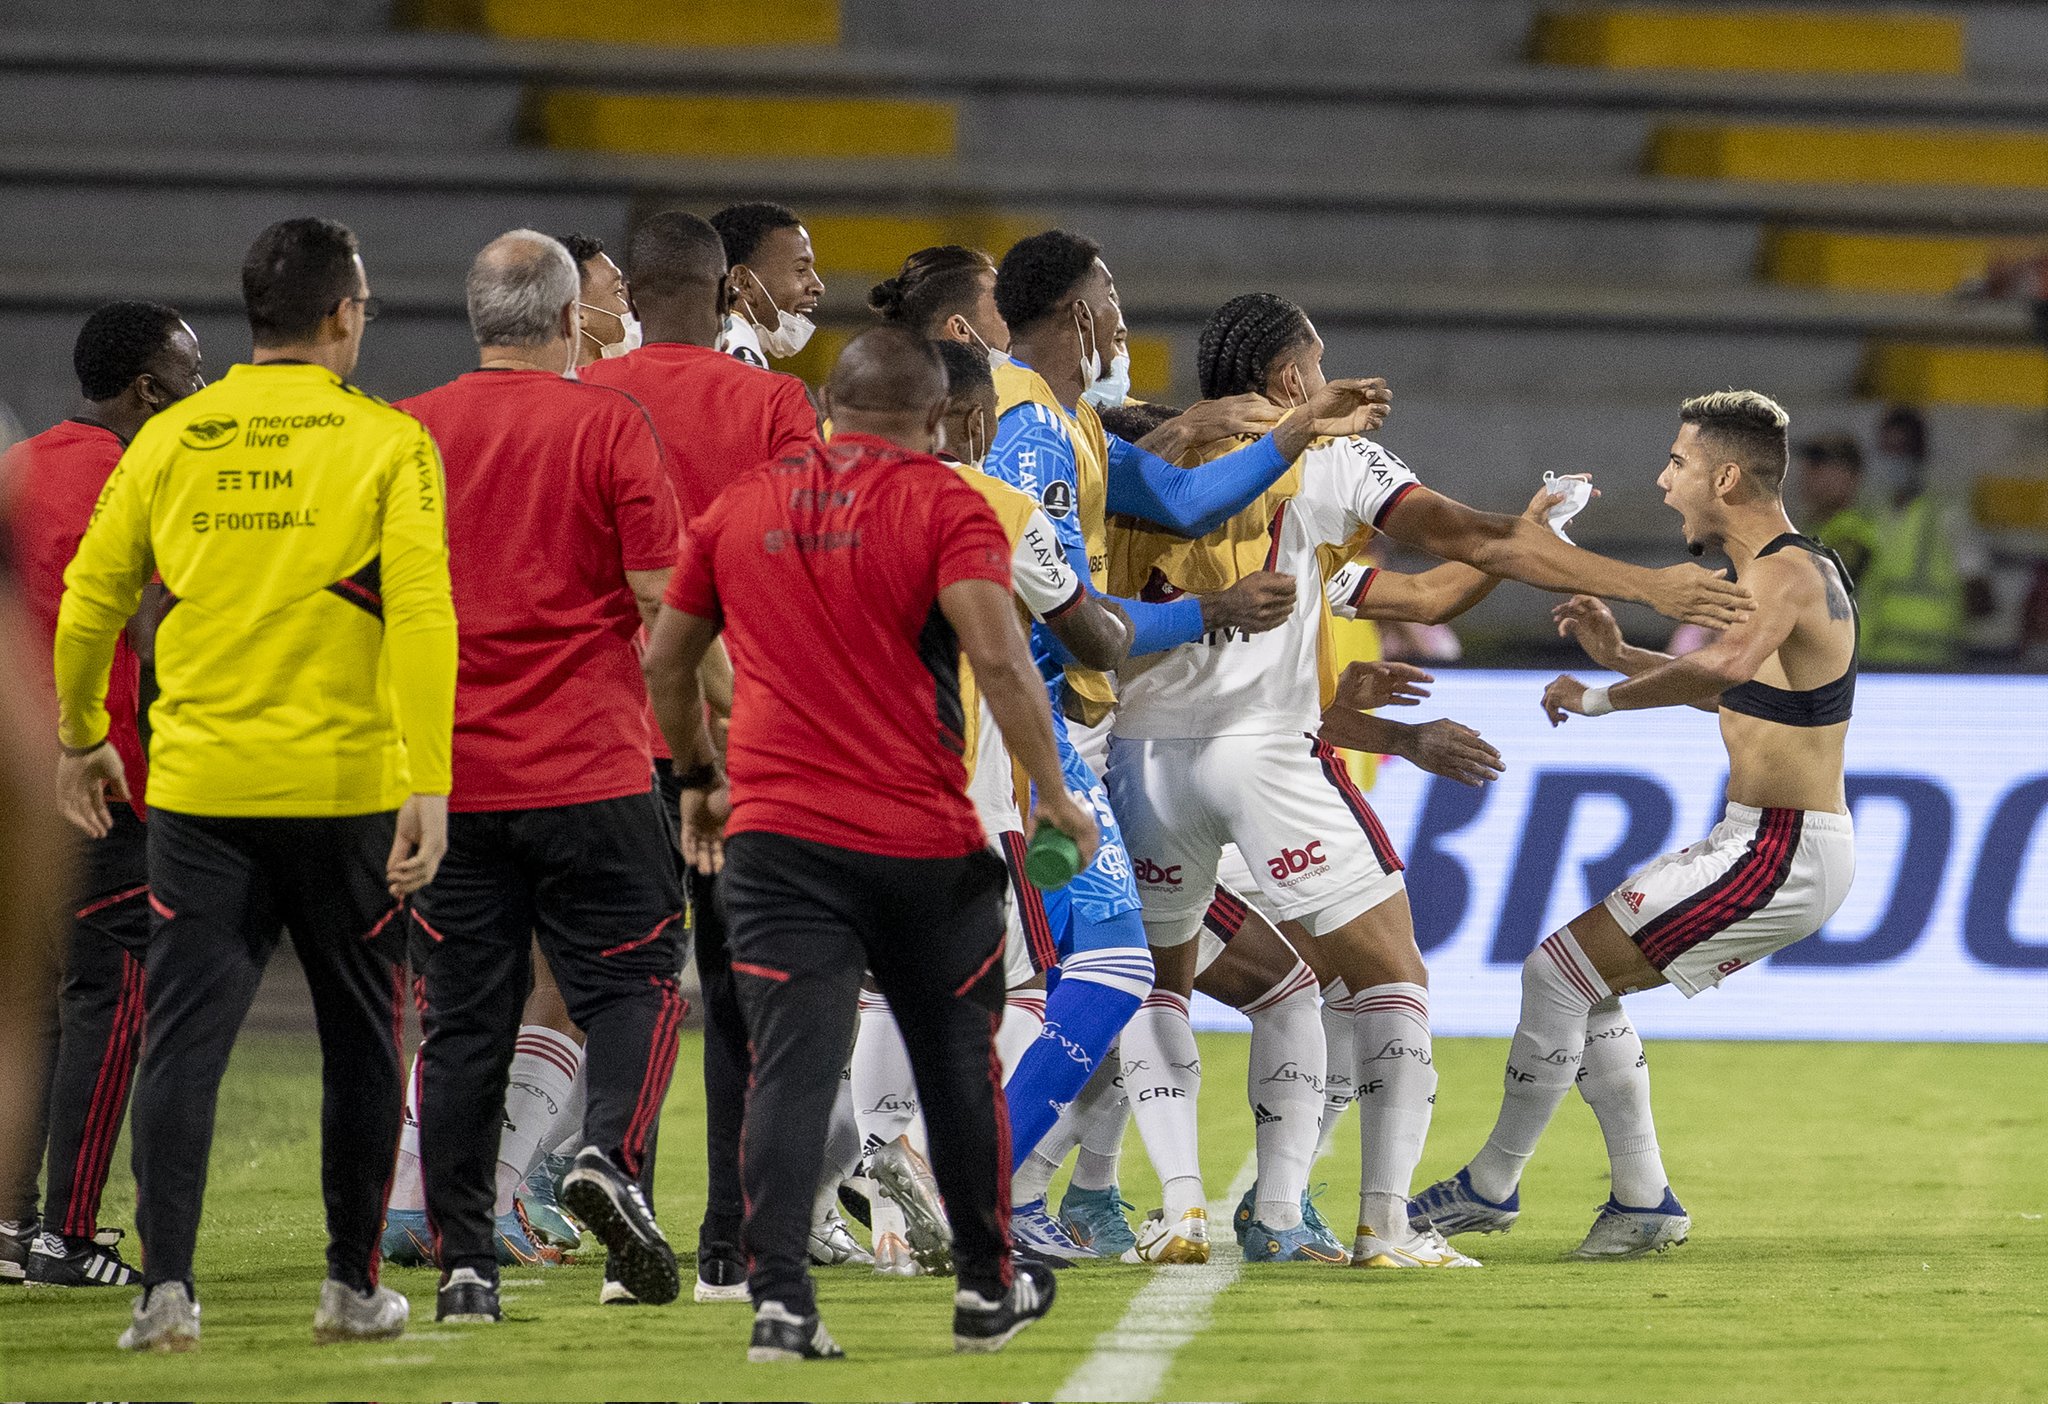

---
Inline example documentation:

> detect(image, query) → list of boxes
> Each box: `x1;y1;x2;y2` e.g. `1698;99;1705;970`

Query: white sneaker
1572;1192;1690;1260
1351;1223;1482;1269
807;1207;873;1266
1010;1199;1097;1261
872;1230;923;1276
312;1278;409;1344
1122;1207;1210;1265
118;1281;201;1352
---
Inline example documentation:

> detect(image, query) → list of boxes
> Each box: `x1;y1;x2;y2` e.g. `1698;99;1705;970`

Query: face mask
1081;349;1131;410
1075;303;1104;387
581;303;642;359
741;268;815;358
957;319;1001;371
1871;451;1920;493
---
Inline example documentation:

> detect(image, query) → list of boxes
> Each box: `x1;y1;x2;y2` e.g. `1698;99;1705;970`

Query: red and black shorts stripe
999;830;1059;974
1636;808;1804;970
1202;885;1251;945
1308;735;1404;875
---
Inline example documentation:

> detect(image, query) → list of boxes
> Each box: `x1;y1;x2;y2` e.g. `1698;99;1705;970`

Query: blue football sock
1006;941;1153;1170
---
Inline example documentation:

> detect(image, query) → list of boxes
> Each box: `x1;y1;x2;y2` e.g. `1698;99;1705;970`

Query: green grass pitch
3;1032;2044;1401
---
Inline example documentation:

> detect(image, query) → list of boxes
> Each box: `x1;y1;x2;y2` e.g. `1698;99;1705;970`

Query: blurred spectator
1860;407;1993;668
1795;433;1879;585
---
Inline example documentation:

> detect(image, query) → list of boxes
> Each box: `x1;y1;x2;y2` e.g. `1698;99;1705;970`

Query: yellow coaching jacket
55;362;457;817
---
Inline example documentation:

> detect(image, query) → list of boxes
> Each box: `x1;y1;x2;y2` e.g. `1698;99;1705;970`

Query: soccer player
983;232;1395;1257
709;202;823;369
1106;292;1750;1270
643;326;1093;1360
2;303;202;1289
1413;390;1857;1259
580;209;822;1302
558;232;640;365
53;217;455;1349
395;231;687;1323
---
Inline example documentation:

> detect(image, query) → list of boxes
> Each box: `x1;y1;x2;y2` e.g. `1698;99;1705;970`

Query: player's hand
1030;787;1101;874
1199;571;1296;636
1301;377;1393;437
1554;593;1625;667
1170;394;1286;445
1523;474;1596;522
55;742;128;839
679;780;732;875
1648;563;1752;629
387;793;448;898
1542;674;1591;727
1399;718;1505;786
1332;659;1434;711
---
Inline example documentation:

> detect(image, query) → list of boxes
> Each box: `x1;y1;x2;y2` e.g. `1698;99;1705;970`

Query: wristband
672;762;719;791
60;738;109;759
1580;684;1615;717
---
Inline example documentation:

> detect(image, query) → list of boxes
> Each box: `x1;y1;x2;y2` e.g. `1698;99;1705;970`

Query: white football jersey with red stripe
1112;435;1418;741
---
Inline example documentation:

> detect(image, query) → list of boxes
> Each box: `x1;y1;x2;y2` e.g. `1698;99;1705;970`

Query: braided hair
1196;292;1314;400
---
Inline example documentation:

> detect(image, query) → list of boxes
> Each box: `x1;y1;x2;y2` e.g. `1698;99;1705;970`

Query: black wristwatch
673;762;719;791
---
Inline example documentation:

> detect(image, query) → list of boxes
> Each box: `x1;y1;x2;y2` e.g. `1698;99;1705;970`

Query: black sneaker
27;1229;138;1287
953;1258;1056;1354
747;1299;845;1362
558;1146;679;1307
0;1218;33;1284
434;1266;501;1323
694;1240;750;1303
836;1178;873;1229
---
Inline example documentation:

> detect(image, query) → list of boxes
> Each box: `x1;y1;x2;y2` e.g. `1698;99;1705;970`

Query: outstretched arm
1104;378;1394;536
1378;486;1752;629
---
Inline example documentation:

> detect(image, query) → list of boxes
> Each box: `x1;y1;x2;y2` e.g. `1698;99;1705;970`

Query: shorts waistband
1723;800;1852;835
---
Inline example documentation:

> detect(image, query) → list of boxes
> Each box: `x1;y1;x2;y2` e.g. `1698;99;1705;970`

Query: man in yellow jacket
51;218;456;1353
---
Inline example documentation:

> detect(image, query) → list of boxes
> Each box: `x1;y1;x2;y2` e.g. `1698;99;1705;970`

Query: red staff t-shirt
664;433;1013;859
582;340;820;758
398;370;679;812
4;419;149;813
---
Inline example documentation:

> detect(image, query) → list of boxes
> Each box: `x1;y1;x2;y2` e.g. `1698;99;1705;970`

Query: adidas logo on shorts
1621;891;1645;913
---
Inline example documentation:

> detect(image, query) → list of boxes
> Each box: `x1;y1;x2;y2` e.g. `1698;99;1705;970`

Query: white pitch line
1055;1151;1259;1403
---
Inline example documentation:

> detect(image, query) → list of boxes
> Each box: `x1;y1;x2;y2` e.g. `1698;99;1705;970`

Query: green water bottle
1024;824;1084;891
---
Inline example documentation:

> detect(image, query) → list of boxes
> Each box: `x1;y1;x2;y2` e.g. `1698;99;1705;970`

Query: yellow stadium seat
1974;476;2048;530
411;0;840;47
1761;229;2010;295
1863;342;2048;408
1535;7;1963;76
538;91;955;159
1127;337;1174;400
1653;123;2048;189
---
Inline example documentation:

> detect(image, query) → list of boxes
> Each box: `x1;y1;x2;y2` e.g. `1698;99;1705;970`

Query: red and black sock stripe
1637;808;1804;969
1000;830;1059;973
1308;735;1404;875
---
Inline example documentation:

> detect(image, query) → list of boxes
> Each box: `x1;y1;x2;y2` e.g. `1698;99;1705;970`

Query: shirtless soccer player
1108;294;1750;1271
1411;390;1857;1260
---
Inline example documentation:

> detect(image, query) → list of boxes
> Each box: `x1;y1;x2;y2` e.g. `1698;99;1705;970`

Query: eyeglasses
339;294;382;323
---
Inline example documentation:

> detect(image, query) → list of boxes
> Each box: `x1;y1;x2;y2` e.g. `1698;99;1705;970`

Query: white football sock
1122;990;1204;1218
819;1066;863;1198
1578;996;1670;1208
850;993;919;1152
1313;977;1355;1165
1244;961;1323;1231
1466;929;1606;1204
545;1060;587;1158
1350;981;1437;1239
996;989;1047;1079
1071;1046;1129;1192
496;1026;581;1214
389;1051;427;1213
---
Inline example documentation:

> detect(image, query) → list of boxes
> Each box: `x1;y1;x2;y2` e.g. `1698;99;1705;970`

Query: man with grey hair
395;229;689;1324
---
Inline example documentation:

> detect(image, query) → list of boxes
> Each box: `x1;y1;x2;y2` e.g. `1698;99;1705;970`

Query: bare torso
1719;546;1854;815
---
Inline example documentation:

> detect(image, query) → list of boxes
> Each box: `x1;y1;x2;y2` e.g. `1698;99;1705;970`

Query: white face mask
956;319;1002;372
1082;348;1131;410
1075;302;1104;387
581;302;642;359
741;268;815;358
